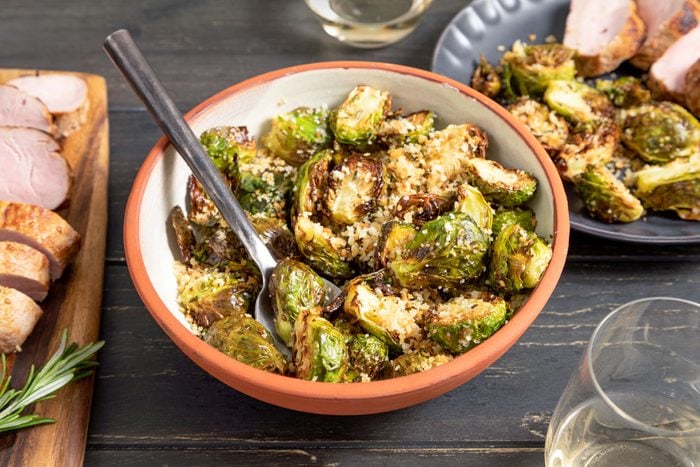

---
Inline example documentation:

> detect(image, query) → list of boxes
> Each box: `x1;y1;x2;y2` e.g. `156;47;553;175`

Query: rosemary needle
0;329;104;433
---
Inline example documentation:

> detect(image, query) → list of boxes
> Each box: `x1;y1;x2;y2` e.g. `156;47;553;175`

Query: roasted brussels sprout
331;85;391;146
619;102;700;163
382;341;453;378
575;165;645;223
502;41;576;96
544;80;614;123
389;213;490;290
170;206;195;262
293;149;333;217
293;310;348;382
237;170;293;219
393;193;452;227
250;216;299;260
378;110;435;146
489;224;552;293
200;125;256;175
454;183;494;232
270;258;328;348
595;77;651;108
492;207;537;237
187;176;229;226
507;97;570;153
471;54;502;99
205;315;288;374
466;158;537;207
294;215;352;278
191;225;247;267
324;153;384;225
555;120;620;182
635;155;700;220
262;106;332;166
374;221;417;269
347;334;390;381
426;291;507;354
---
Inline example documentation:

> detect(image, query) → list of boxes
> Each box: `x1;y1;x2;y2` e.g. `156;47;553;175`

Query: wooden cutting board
0;69;109;467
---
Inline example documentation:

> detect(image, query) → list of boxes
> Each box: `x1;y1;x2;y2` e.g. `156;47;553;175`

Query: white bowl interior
137;68;555;332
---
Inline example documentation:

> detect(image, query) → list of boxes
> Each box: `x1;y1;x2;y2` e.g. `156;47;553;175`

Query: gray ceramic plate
432;0;700;244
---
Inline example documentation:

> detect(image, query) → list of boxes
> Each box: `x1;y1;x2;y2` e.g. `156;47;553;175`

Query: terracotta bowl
124;61;569;415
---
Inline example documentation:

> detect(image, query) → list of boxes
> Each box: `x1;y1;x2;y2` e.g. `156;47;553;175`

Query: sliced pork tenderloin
0;201;80;280
563;0;645;77
0;84;55;135
648;26;700;104
0;286;42;353
631;0;700;70
685;59;700;117
0;126;71;210
0;241;50;301
7;74;88;137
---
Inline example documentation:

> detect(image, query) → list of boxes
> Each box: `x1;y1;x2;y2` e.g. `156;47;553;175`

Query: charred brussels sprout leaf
347;334;389;381
378;111;435;146
331;85;391;146
466;158;537;207
250;216;299;260
489;224;552;293
502;41;576;96
426;292;507;354
170;206;195;262
293;310;348;382
635;155;700;220
619;102;700;164
595;77;651;108
294;215;352;278
555;120;620;182
454;184;494;232
393;193;453;227
575;165;645;223
262;106;332;166
544;80;614;123
507;97;570;153
492;207;537;237
471;54;502;99
270;258;328;348
389;213;490;290
374;220;417;269
205;315;288;374
294;149;333;217
382;342;453;378
200;126;256;175
324;153;384;225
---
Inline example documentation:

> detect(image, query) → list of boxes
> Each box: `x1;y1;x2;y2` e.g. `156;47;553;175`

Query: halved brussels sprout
426;291;507;354
492;207;537;237
250;216;299;260
205;315;288;374
331;85;391;146
466;158;537;207
347;334;390;381
575;165;645;223
191;225;247;267
170;206;195;262
595;77;651;108
262;106;332;166
293;310;348;382
544;80;614;123
270;258;328;348
382;341;453;378
374;220;417;269
389;213;490;290
619;102;700;164
324;153;384;225
237;170;293;219
635;155;700;220
293;149;333;217
294;215;353;278
378;111;435;146
200;125;255;175
502;41;576;96
471;54;502;99
507;97;570;153
393;193;453;227
555;121;620;182
187;176;229;226
454;183;494;232
489;224;552;293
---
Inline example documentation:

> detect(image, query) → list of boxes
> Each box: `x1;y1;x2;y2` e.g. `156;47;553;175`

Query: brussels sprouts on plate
575;165;645;223
635;155;700;221
502;41;576;97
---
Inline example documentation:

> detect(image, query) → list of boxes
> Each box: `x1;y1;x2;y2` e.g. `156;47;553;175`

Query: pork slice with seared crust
0;241;50;301
0;286;42;353
648;26;700;104
0;84;55;135
564;0;646;77
685;59;700;117
0;201;80;280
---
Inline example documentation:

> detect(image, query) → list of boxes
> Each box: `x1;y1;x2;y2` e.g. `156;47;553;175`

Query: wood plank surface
0;69;109;467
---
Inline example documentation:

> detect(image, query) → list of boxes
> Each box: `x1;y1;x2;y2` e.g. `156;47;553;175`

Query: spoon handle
103;29;277;275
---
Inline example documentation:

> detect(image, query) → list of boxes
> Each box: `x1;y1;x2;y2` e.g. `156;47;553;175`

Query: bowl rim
124;60;569;412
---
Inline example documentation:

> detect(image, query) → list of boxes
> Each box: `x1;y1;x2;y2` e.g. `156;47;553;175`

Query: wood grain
0;69;109;467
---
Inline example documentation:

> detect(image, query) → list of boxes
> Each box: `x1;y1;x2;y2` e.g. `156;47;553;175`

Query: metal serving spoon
104;29;341;358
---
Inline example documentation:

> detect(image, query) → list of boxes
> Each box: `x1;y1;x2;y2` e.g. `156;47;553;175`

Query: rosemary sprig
0;330;104;433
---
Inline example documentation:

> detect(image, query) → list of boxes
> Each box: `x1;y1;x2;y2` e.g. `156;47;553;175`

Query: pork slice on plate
0;241;50;301
0;286;42;353
563;0;645;77
7;74;88;137
685;59;700;117
649;26;700;104
0;84;55;135
0;201;80;280
0;126;71;210
631;0;700;70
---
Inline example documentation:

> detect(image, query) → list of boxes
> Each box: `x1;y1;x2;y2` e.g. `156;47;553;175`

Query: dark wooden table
2;1;699;465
